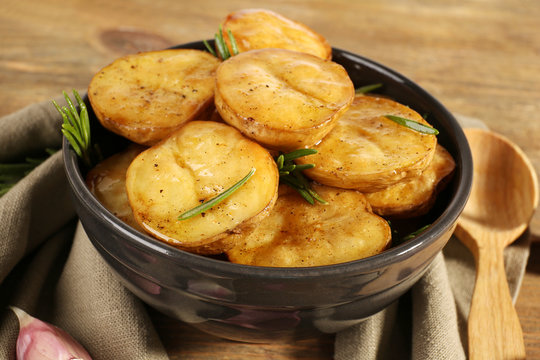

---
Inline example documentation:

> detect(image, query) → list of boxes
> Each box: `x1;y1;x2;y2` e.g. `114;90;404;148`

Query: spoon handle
468;244;526;360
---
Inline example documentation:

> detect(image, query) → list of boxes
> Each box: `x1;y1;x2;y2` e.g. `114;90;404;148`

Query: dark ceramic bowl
63;41;472;342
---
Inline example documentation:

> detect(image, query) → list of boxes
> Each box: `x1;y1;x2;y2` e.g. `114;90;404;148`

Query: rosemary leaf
307;188;328;205
215;25;230;60
282;148;317;163
63;105;84;142
402;224;431;241
355;83;383;94
61;128;83;159
227;29;239;55
281;163;296;173
178;168;256;221
293;163;315;171
385;115;439;135
203;40;217;57
53;89;101;168
296;188;315;205
74;90;91;146
63;91;81;124
208;27;239;60
281;177;315;205
275;148;326;205
280;174;304;189
276;154;284;170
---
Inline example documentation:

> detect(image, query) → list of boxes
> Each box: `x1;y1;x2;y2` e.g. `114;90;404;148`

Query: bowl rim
63;42;473;279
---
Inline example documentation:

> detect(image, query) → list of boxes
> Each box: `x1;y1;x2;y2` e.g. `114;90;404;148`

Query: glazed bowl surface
63;41;473;342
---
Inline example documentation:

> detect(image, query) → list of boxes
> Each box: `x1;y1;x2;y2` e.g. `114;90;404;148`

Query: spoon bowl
455;127;539;359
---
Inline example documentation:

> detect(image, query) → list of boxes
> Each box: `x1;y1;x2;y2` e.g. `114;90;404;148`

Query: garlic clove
10;306;92;360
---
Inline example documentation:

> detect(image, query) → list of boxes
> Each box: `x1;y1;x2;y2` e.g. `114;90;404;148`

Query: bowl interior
64;41;472;279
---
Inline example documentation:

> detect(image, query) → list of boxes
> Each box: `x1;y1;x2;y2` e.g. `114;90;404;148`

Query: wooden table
2;0;539;358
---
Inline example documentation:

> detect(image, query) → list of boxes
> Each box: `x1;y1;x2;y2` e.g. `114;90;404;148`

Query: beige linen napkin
0;99;167;360
0;100;530;359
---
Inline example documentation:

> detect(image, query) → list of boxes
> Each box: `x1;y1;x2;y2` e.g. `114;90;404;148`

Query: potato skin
226;185;392;267
365;144;456;218
88;49;220;145
215;48;354;151
222;8;332;60
296;95;438;192
125;121;279;254
86;144;146;232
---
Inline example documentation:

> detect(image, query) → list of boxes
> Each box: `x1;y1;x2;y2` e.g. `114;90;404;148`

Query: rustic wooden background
2;0;539;358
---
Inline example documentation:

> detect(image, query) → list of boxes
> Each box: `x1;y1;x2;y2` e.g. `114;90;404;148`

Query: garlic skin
10;306;92;360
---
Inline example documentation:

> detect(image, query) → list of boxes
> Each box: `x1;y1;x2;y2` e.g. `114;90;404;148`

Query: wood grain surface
2;0;539;358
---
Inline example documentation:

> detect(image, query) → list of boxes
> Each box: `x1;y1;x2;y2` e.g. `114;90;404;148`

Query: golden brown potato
88;49;220;146
365;144;455;218
296;95;438;192
226;184;392;267
86;144;146;232
215;48;354;151
125;121;279;254
221;8;332;60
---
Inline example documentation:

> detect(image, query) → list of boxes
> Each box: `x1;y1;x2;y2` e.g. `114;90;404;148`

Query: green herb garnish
0;149;57;197
385;115;439;135
355;83;383;94
402;224;431;242
275;149;327;205
204;25;239;60
177;168;256;221
53;90;100;167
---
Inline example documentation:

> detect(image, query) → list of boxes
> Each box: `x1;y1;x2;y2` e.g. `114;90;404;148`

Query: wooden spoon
455;127;539;360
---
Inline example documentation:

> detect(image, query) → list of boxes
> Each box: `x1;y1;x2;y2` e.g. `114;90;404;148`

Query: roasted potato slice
365;144;455;218
296;95;438;192
221;8;332;60
88;49;220;145
226;184;392;267
215;48;354;151
125;121;279;254
86;144;146;232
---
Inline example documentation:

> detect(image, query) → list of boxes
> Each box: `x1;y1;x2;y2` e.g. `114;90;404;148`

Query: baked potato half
221;8;332;60
86;144;146;232
125;121;279;254
226;184;392;267
215;48;354;151
88;49;220;146
296;95;438;192
365;144;455;218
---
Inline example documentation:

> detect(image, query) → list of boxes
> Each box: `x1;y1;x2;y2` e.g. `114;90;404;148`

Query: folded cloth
0;98;168;359
0;99;530;359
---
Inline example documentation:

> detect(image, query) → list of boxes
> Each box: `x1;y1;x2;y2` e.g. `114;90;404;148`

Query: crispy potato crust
88;49;220;145
125;121;279;254
215;48;354;151
226;185;392;267
296;95;438;192
365;144;456;218
86;144;146;232
222;8;332;60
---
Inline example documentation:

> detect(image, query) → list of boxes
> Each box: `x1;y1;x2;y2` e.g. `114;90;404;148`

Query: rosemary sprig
52;90;100;167
275;149;327;205
355;83;383;94
0;149;58;197
203;25;239;60
385;115;439;135
177;168;256;221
